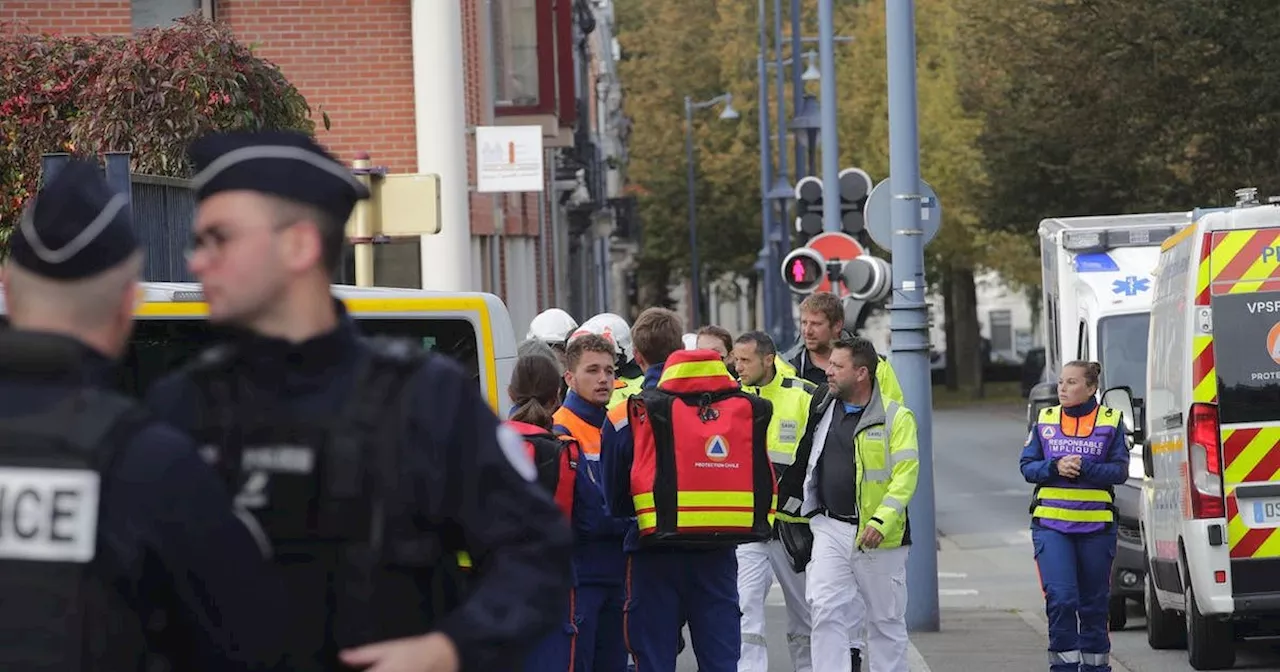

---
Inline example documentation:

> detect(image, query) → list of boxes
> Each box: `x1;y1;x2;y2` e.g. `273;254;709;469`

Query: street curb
907;639;931;672
1015;610;1135;672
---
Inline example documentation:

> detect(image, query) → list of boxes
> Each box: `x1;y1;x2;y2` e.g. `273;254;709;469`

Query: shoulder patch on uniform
496;424;537;482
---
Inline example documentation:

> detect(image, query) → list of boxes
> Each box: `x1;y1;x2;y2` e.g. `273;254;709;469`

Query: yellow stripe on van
1161;222;1197;252
135;296;501;412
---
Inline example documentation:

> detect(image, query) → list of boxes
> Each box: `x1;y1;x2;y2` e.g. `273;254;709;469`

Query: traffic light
794;176;824;237
837;168;872;235
780;248;825;294
792;168;874;239
841;254;891;301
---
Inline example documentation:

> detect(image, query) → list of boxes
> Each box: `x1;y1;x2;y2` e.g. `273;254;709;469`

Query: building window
132;0;204;31
491;0;541;108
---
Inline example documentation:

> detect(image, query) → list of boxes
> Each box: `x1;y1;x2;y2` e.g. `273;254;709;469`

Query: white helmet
682;333;698;350
574;312;634;362
526;308;578;346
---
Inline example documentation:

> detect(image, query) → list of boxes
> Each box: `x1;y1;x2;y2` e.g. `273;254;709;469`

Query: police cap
11;159;139;281
187;130;370;225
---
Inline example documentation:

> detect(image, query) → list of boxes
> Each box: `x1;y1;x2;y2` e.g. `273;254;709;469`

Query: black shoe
851;647;863;670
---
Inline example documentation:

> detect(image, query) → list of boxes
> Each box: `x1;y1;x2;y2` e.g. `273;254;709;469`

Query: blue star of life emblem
1112;276;1150;296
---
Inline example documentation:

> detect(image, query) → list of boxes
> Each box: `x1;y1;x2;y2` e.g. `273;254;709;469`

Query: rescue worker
786;292;904;405
601;307;777;671
695;325;736;377
1020;361;1129;672
777;337;920;672
529;307;580;370
506;350;585;672
553;333;631;672
578;312;643;410
0;159;285;670
732;331;817;672
144;130;573;672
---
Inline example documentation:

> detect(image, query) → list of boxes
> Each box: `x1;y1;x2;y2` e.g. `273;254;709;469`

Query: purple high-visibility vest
1031;405;1120;534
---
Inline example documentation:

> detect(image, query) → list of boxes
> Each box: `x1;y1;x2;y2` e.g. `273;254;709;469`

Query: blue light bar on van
171;291;205;302
1063;225;1178;252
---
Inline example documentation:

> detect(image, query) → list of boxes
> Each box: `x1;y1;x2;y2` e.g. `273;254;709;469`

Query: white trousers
737;539;811;672
807;514;911;672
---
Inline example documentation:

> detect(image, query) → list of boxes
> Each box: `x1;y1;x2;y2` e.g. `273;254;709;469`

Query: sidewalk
906;608;1134;672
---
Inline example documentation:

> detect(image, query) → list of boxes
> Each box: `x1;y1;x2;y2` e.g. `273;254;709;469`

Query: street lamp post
685;92;738;329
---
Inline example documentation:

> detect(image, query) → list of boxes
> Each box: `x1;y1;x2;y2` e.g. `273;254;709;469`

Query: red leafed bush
0;15;321;243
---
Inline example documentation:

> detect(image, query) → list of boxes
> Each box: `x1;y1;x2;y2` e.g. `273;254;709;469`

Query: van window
1212;293;1280;425
1097;314;1149;401
119;317;480;398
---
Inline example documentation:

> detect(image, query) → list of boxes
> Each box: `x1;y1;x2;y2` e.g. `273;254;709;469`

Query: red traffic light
780;248;826;294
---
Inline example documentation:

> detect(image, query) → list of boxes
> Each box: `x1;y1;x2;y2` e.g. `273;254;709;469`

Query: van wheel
1109;595;1128;631
1185;579;1235;669
1145;571;1185;649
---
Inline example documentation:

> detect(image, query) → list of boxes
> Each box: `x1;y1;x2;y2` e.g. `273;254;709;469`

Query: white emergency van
0;282;520;413
1112;189;1280;669
1036;212;1188;628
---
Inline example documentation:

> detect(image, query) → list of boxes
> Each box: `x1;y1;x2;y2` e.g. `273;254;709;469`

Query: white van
0;282;520;413
1111;189;1280;669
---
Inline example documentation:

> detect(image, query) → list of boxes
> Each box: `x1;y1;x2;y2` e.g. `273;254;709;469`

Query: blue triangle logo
706;436;728;459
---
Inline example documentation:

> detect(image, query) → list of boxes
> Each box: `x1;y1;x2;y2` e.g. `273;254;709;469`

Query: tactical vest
1030;405;1121;534
0;333;148;671
628;350;776;549
187;336;463;670
507;420;579;519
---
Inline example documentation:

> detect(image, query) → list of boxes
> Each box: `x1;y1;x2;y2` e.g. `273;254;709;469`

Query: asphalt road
674;404;1280;670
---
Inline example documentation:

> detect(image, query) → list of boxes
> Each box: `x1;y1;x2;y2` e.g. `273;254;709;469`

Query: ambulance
0;282;520;413
1035;211;1189;628
1115;188;1280;669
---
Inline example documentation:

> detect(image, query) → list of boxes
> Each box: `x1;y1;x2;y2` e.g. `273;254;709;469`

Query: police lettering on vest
627;349;776;548
0;466;98;562
1030;405;1121;534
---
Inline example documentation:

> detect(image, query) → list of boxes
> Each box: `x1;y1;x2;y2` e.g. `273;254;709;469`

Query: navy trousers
1033;526;1117;672
623;549;740;672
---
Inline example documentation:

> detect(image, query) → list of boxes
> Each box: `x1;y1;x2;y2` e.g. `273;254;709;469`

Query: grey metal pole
817;0;840;232
886;0;939;633
685;96;702;328
789;0;805;178
757;0;777;338
772;0;795;346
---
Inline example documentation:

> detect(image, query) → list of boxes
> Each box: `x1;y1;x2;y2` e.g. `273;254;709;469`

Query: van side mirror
1102;386;1146;445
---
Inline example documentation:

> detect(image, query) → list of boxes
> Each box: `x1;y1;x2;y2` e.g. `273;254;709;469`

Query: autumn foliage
0;16;318;237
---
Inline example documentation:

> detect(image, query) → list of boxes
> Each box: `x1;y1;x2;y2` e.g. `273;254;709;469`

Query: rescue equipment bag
628;349;776;548
186;336;468;671
0;332;150;671
506;420;579;519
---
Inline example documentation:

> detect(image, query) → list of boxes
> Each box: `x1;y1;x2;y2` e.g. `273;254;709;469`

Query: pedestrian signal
781;248;826;295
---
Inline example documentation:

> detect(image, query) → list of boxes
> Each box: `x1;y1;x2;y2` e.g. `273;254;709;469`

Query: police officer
0;159;285;671
732;330;816;672
144;130;574;672
1020;361;1129;672
777;337;920;672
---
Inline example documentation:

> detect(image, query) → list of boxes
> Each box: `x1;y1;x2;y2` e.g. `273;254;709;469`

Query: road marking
1016;610;1135;672
907;639;931;672
939;589;980;596
938;572;967;579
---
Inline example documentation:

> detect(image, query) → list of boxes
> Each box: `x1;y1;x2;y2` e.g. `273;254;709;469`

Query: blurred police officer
0;159;285;671
144;130;573;672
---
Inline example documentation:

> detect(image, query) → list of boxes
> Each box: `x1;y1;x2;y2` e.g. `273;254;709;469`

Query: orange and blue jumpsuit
554;391;631;672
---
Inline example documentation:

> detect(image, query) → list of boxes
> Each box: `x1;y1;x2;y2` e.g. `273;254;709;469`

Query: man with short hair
554;333;630;672
602;308;764;671
0;159;286;670
788;292;905;406
732;331;817;672
778;337;921;672
146;130;573;672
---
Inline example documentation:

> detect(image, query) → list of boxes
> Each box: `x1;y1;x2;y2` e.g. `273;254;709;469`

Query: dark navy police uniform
146;131;574;671
0;159;286;671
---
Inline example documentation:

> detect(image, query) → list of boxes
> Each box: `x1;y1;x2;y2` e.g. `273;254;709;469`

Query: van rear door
1208;228;1280;579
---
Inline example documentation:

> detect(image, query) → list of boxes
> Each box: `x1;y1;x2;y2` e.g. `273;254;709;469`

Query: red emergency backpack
506;420;578;519
627;349;776;548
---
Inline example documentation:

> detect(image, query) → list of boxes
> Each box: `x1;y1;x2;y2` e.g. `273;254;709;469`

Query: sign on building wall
475;125;544;193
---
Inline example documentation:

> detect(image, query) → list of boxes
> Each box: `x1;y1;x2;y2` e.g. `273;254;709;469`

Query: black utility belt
825;512;859;525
